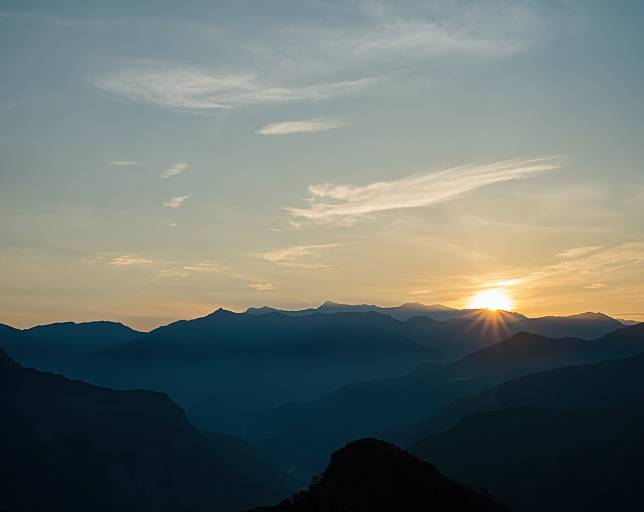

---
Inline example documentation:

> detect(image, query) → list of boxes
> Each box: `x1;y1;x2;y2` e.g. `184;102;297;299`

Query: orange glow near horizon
467;288;514;311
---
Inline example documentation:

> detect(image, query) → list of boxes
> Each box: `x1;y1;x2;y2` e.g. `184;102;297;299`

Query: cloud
161;163;188;179
96;65;376;111
257;243;339;268
286;158;561;226
108;160;140;167
557;246;602;259
249;282;277;291
93;3;551;113
408;289;433;296
182;261;222;272
109;255;153;266
492;243;644;290
163;194;191;208
256;118;349;136
154;269;190;279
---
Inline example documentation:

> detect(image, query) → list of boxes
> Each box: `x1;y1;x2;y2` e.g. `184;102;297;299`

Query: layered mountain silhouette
73;310;441;431
409;324;644;440
246;301;475;322
1;306;626;434
248;439;509;512
251;324;644;477
0;348;293;512
1;304;642;511
246;302;623;338
412;340;644;511
0;320;140;373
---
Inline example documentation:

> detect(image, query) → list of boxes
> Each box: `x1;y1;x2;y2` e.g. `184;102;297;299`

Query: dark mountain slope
204;431;304;500
0;348;287;512
413;405;644;512
248;438;509;512
410;325;644;439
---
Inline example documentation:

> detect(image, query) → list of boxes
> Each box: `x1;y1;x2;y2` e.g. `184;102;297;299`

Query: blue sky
1;1;644;329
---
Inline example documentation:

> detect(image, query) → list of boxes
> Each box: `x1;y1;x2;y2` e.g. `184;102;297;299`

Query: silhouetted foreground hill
251;324;644;477
0;348;291;512
248;439;509;512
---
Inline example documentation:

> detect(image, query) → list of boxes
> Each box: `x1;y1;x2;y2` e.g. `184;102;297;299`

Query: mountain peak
249;438;509;511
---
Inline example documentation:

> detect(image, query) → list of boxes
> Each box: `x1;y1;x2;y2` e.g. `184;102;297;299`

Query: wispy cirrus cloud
182;261;223;272
257;243;340;268
256;118;349;136
249;282;277;291
92;253;228;279
108;160;140;167
154;269;190;280
557;246;602;259
286;158;561;226
484;243;644;291
95;65;376;111
163;194;191;208
109;255;153;266
93;3;551;113
161;163;188;179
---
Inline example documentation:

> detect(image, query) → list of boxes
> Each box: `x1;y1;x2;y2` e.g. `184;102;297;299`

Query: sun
467;288;514;311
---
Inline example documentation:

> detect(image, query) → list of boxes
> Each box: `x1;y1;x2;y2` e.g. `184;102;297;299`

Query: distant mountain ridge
246;301;628;328
246;301;474;322
0;320;141;373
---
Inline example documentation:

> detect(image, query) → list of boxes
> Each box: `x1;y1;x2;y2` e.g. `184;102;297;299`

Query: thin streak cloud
161;163;188;179
182;261;222;272
163;194;191;208
108;160;140;167
257;243;340;268
109;255;153;266
256;118;349;136
486;243;644;290
286;158;561;226
249;282;277;291
96;65;376;111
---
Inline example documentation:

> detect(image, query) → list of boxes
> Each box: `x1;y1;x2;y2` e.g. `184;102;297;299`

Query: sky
1;0;644;330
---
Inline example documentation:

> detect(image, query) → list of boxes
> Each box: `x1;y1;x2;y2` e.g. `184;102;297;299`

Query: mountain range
0;347;295;512
2;303;643;511
249;323;644;477
412;340;644;510
0;304;627;434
